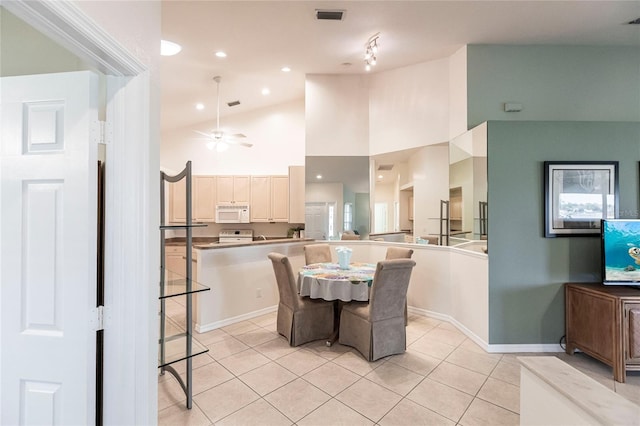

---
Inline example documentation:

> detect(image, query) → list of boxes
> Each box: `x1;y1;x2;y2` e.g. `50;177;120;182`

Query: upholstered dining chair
385;247;414;260
341;233;360;240
338;259;416;361
303;243;332;265
385;247;414;325
267;252;335;346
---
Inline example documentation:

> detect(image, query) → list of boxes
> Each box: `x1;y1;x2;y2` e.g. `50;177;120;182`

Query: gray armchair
267;252;335;346
385;247;414;325
338;259;416;361
303;244;332;265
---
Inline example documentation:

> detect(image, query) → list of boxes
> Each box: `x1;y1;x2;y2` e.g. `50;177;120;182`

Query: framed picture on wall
544;161;619;237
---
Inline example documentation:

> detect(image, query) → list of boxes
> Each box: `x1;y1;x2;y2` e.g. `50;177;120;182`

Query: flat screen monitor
601;219;640;286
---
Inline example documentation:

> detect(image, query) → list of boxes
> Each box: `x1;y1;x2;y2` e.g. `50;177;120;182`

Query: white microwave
215;203;250;223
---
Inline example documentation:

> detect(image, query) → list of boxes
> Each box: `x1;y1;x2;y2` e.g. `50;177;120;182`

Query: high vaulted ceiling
161;1;640;137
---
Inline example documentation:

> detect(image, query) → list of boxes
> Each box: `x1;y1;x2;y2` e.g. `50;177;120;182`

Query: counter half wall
193;239;489;350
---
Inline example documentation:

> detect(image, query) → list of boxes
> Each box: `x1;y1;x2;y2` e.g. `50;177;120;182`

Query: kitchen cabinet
165;245;198;283
194;176;216;221
216;175;250;204
165;245;186;275
288;166;305;223
168;180;187;223
565;283;640;382
250;175;289;222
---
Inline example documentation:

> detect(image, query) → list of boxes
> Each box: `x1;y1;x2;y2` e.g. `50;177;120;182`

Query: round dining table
297;262;376;302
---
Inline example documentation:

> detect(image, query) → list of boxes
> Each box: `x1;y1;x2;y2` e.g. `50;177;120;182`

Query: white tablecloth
297;262;376;302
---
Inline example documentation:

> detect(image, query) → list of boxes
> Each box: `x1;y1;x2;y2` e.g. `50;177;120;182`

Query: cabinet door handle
181;256;197;263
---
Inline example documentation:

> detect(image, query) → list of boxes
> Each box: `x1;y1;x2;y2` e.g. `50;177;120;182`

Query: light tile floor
159;301;640;425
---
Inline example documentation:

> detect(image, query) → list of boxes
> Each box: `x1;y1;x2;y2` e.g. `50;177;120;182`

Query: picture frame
544;161;618;237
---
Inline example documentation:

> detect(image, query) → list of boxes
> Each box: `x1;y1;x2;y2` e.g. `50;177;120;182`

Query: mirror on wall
304;156;370;240
448;124;488;242
370;148;422;237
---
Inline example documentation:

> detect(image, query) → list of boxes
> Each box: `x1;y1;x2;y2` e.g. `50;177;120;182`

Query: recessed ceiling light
215;51;227;58
261;87;270;96
281;66;291;72
161;40;182;56
378;175;383;179
195;103;205;110
316;174;322;180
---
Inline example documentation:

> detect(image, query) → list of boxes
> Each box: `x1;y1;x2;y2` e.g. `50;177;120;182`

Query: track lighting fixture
364;33;380;71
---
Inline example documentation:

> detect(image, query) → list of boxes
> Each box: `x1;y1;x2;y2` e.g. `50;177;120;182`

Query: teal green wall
467;46;640;128
488;121;640;344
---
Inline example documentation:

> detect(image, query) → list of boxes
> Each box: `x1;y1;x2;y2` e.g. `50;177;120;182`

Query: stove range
218;229;253;243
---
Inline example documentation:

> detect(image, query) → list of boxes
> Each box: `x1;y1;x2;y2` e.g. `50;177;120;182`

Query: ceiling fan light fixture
194;76;252;151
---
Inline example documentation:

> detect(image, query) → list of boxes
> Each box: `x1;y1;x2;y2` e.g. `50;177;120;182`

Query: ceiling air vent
315;9;345;21
227;100;241;107
628;17;640;24
378;164;394;171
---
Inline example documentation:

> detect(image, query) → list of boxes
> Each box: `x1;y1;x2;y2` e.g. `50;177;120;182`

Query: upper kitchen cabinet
169;181;187;223
216;175;250;204
193;176;216;221
250;176;289;222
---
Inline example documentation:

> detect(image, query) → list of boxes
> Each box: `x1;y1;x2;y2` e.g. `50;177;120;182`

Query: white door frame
3;2;158;425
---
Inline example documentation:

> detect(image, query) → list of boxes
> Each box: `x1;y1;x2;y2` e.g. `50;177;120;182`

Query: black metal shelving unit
159;161;209;409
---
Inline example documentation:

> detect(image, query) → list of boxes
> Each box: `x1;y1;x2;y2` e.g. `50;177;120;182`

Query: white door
1;71;99;425
305;203;328;240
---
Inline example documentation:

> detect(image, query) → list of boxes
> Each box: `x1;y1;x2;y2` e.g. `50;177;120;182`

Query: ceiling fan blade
226;139;253;147
193;129;213;138
228;133;246;139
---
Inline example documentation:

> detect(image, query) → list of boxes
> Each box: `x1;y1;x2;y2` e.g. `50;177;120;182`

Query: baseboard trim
196;305;277;333
408;306;563;353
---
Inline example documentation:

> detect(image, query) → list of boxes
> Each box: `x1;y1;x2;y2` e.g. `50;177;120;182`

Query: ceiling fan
194;76;253;152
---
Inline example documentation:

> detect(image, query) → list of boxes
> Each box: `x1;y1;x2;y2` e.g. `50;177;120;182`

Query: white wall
409;144;450;238
305;74;370;156
368;58;451;155
374;182;395;232
449;46;468;138
161;99;305;175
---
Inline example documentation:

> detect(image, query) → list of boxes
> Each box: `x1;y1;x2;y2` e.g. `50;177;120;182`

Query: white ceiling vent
315;9;345;21
378;164;394;171
227;100;241;107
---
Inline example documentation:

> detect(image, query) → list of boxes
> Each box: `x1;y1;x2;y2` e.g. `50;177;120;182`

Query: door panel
305;203;328;240
1;71;99;425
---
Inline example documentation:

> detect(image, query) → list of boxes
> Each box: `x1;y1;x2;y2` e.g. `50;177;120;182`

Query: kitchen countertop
165;237;315;249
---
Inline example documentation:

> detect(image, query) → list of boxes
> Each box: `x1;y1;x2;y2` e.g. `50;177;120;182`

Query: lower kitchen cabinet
165;245;197;283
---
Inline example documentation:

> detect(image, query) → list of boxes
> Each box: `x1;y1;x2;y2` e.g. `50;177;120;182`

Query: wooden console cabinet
565;283;640;382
